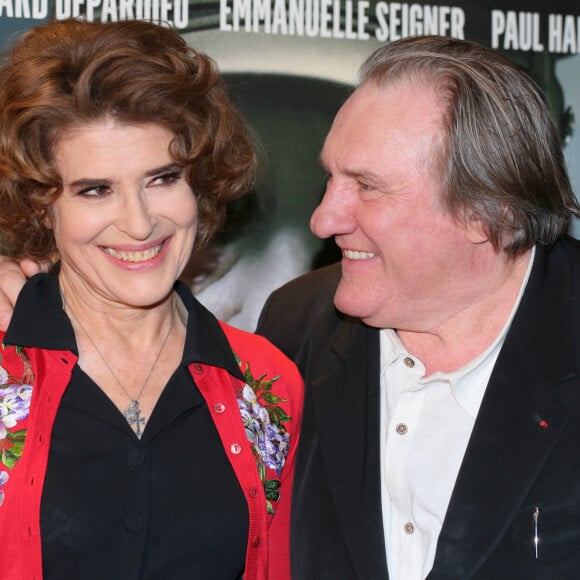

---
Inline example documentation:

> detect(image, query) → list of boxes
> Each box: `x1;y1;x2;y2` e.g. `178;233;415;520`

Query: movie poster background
1;2;580;330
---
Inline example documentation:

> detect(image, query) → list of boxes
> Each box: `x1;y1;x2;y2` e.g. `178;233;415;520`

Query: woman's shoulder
0;339;33;381
219;321;294;368
218;321;304;399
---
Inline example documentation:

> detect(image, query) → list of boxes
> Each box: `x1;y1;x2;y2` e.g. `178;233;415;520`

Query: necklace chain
62;294;174;438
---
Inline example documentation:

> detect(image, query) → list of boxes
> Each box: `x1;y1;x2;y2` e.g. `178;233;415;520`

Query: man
257;36;580;579
1;36;580;579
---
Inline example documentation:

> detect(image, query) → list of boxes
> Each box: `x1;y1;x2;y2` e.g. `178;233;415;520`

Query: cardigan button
192;363;204;374
252;537;260;548
213;403;226;414
249;486;259;498
230;443;242;454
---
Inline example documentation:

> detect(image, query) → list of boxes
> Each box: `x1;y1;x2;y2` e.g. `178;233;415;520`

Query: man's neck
397;247;534;376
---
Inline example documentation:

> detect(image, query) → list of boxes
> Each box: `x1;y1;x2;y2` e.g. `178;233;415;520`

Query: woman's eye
149;170;184;187
78;185;112;198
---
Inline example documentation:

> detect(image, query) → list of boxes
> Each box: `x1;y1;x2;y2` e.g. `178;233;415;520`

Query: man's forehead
321;81;443;163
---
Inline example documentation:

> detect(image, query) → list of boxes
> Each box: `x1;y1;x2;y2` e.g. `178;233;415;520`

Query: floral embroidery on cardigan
235;355;291;515
0;345;34;507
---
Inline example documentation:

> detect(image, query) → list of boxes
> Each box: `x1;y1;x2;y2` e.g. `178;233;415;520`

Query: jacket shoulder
257;263;340;334
266;263;340;309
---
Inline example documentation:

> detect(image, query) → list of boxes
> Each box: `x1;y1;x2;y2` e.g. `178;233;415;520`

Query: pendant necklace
62;294;174;439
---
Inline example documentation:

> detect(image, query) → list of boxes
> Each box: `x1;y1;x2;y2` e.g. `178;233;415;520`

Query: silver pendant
124;399;146;439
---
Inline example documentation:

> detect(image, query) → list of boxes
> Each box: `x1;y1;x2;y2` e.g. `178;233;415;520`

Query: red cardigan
0;322;303;580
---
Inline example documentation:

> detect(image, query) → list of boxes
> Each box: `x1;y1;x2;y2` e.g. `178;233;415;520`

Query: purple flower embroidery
238;385;290;476
0;365;8;385
0;470;8;506
0;353;34;481
235;357;291;514
0;383;33;439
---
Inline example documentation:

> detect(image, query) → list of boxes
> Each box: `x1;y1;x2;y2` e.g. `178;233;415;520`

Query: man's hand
0;258;48;331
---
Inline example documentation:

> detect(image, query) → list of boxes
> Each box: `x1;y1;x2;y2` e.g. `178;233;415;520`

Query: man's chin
333;289;369;321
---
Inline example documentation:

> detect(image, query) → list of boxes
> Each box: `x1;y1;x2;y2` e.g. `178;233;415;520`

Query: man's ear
464;212;490;245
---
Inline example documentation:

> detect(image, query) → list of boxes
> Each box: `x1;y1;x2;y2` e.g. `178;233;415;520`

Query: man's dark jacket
257;238;580;579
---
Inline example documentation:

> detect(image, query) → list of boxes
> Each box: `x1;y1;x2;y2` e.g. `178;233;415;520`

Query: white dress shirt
379;247;535;580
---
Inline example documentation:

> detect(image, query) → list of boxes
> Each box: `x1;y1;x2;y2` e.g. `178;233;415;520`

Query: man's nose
310;183;356;239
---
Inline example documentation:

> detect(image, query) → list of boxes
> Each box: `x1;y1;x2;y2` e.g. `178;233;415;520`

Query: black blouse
6;274;249;579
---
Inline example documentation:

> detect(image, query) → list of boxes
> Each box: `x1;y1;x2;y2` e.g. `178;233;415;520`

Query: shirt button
213;402;226;414
125;513;144;532
403;357;415;368
128;449;147;468
396;423;408;435
404;522;414;534
230;443;243;454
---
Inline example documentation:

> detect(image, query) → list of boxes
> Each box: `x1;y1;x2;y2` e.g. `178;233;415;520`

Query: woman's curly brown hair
0;18;259;260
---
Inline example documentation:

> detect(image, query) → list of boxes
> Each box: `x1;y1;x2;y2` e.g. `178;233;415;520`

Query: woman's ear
42;207;53;230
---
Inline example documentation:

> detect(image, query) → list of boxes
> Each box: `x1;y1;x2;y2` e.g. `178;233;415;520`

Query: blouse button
230;443;242;454
213;403;226;414
403;357;415;368
396;423;408;435
249;486;259;498
192;363;204;374
128;449;147;468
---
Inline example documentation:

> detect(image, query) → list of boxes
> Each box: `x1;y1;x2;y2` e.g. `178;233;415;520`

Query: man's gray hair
359;35;579;255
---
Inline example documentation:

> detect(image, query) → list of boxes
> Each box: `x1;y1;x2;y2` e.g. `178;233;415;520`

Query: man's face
311;80;488;331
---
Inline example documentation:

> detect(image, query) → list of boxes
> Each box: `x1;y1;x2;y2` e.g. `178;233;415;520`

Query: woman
0;18;302;579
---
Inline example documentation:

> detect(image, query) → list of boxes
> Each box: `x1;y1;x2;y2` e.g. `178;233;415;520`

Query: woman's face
50;120;198;309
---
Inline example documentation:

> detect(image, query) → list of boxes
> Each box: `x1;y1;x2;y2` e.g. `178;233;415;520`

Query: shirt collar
5;273;243;381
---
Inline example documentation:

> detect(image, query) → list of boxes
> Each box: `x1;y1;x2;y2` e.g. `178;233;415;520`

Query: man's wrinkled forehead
320;80;446;170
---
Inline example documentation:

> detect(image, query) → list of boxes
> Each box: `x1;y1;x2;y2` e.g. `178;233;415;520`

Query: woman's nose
117;191;156;240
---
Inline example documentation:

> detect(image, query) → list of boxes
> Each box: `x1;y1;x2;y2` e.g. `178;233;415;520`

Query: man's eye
322;172;332;189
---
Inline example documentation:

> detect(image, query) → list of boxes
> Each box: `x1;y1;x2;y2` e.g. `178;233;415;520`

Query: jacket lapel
311;315;389;579
429;243;580;579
